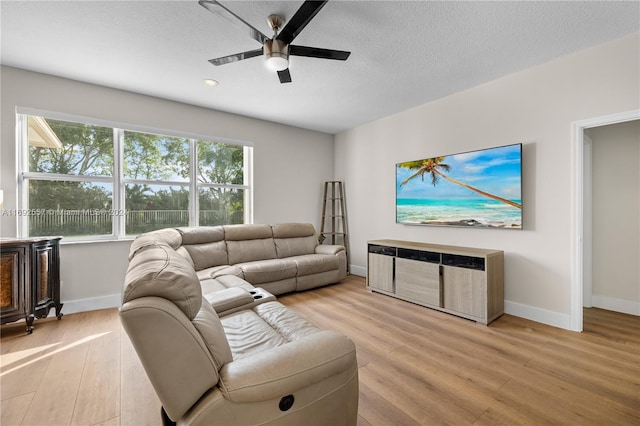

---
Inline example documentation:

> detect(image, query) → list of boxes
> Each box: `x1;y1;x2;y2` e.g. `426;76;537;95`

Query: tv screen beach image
396;144;522;229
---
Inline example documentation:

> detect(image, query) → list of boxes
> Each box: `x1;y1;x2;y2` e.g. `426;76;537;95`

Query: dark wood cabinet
1;237;63;333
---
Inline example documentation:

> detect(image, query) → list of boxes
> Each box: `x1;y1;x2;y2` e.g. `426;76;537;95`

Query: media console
367;239;504;324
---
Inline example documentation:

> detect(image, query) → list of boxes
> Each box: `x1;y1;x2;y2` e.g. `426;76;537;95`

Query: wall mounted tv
396;143;522;229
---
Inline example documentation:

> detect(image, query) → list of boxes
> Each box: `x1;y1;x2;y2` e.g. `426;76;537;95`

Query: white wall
0;66;334;313
335;34;640;329
587;120;640;314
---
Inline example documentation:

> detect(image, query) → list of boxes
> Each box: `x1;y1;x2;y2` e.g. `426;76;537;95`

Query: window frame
17;108;253;241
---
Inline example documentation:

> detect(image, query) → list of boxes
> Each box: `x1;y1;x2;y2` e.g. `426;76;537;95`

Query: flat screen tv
396;143;522;229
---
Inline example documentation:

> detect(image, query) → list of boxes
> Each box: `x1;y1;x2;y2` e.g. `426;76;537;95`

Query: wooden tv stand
367;239;504;324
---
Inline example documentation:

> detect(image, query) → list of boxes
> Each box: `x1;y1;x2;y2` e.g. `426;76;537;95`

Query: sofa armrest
218;330;356;403
315;244;345;255
120;297;219;421
205;287;255;314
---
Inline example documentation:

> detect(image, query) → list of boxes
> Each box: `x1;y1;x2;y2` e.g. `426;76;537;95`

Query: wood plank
19;322;90;425
0;392;33;425
71;309;121;425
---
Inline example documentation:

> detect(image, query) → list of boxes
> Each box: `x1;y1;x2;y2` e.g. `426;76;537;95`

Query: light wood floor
1;275;639;425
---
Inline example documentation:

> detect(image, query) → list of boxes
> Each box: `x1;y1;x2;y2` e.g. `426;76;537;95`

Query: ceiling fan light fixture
264;39;289;71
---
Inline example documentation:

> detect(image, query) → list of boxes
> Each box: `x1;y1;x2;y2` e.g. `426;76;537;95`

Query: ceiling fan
198;0;351;83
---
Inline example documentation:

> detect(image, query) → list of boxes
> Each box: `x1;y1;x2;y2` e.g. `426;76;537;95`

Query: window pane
125;184;189;235
199;187;244;226
197;141;244;185
124;131;189;181
28;180;113;237
28;117;113;176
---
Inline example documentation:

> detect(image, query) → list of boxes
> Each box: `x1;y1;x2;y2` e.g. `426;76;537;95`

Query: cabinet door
367;253;394;292
395;258;441;306
32;243;53;317
0;247;27;323
442;266;486;319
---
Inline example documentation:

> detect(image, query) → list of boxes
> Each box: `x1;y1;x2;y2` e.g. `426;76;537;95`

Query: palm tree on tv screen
399;156;521;209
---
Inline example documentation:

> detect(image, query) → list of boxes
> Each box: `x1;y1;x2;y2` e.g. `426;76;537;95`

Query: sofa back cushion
273;223;318;258
128;228;183;260
177;227;229;271
224;224;277;264
123;243;202;320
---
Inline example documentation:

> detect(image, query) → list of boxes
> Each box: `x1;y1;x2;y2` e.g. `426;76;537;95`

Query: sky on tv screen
396;144;521;200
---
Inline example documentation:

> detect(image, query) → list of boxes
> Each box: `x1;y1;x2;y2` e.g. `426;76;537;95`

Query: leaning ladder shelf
319;181;350;273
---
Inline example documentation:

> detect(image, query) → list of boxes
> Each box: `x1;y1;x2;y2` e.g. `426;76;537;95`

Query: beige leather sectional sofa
121;223;357;425
129;222;347;297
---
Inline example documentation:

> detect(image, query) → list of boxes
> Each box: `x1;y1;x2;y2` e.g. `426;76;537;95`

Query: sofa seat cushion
235;259;297;285
290;254;340;276
215;275;256;290
253;302;319;342
221;310;289;360
196;265;243;281
221;301;320;360
201;276;255;302
200;278;230;295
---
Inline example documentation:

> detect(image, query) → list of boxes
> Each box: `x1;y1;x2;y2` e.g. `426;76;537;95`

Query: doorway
572;109;640;332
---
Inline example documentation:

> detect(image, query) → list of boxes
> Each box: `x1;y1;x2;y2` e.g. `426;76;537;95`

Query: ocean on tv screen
396;198;522;228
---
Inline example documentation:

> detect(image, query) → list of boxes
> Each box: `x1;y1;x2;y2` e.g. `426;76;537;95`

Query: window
196;140;246;226
18;112;252;240
123;131;191;235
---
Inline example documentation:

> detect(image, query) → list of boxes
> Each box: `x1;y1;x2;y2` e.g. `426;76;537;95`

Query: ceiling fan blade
277;69;292;84
276;0;328;45
208;48;263;66
199;0;269;45
290;45;350;60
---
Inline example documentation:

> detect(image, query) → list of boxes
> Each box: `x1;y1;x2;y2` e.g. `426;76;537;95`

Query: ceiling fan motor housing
264;39;289;71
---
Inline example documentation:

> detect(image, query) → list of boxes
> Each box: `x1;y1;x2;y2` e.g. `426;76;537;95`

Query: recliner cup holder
249;291;257;295
253;295;263;300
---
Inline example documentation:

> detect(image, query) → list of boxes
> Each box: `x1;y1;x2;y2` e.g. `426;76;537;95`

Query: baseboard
350;264;366;277
591;294;640;316
503;300;571;330
61;293;121;315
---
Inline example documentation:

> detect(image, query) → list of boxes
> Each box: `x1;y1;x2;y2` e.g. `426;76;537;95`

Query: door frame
571;109;639;331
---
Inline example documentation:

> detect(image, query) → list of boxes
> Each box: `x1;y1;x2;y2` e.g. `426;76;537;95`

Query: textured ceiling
1;1;638;134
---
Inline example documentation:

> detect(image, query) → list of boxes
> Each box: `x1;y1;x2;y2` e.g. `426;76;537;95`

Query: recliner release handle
279;394;295;411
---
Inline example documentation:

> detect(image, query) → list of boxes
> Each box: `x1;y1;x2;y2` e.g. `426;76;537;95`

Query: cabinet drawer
442;253;485;271
368;244;396;256
397;248;440;263
395;258;441;307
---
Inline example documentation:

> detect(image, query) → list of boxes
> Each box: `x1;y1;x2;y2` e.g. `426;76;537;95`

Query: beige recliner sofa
130;223;347;298
121;233;358;425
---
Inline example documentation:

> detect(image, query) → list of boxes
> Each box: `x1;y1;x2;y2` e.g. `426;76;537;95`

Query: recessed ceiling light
204;79;218;87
